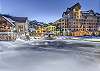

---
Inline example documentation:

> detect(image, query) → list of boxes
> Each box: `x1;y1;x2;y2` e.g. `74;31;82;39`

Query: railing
0;32;17;41
0;32;15;34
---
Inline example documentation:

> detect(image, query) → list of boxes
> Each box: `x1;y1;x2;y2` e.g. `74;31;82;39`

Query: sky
0;0;100;23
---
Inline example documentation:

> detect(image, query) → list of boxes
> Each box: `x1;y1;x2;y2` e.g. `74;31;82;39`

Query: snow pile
0;38;29;51
56;36;66;40
0;41;15;50
83;38;100;42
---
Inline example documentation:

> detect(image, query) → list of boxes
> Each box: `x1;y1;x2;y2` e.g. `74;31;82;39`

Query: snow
0;49;100;71
83;38;100;42
0;38;100;51
0;38;100;71
0;38;28;50
3;16;15;26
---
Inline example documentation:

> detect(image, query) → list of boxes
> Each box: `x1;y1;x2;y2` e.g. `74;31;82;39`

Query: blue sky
0;0;100;23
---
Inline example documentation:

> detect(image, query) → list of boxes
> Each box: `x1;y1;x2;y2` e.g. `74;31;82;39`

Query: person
26;35;30;41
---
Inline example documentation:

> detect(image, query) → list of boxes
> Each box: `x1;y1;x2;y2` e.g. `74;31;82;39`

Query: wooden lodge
0;16;16;41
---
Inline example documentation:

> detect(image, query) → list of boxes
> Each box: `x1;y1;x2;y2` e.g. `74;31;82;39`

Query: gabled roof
82;10;94;14
11;17;28;23
63;3;81;16
0;14;28;23
0;14;15;26
69;3;81;11
95;13;100;17
81;10;100;17
2;16;15;26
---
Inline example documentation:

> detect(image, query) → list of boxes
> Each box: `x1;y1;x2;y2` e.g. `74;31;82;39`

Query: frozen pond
0;39;100;71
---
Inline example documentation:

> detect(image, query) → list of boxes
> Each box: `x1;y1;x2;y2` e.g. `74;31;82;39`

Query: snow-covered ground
0;49;100;71
0;39;100;71
82;38;100;42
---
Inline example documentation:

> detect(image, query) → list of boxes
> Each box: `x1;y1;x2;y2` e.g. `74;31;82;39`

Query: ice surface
0;39;100;71
0;49;100;71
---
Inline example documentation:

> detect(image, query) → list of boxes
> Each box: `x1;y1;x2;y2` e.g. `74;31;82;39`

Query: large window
18;25;24;32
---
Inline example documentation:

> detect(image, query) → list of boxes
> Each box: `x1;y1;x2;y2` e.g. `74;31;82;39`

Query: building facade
55;3;100;36
46;25;56;34
0;14;29;40
54;18;68;36
4;15;29;37
35;26;47;37
0;16;16;41
14;17;29;37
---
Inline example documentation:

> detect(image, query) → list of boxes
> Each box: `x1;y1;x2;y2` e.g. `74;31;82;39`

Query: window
62;19;64;21
18;25;23;32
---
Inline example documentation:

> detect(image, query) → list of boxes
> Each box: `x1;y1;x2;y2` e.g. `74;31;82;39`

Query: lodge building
55;3;100;36
0;14;29;41
0;16;16;41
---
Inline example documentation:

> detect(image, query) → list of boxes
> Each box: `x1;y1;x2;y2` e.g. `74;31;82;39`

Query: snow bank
0;38;28;50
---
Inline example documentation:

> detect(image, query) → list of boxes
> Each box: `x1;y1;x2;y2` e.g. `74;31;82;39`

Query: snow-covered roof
0;14;28;23
2;16;15;26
